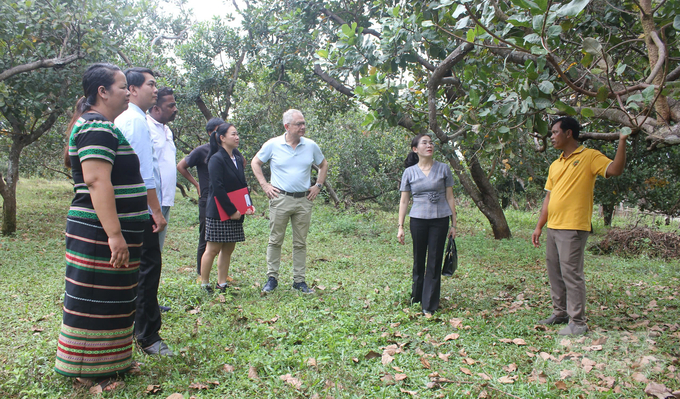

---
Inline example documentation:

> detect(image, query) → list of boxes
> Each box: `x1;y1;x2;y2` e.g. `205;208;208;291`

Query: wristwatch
315;183;323;189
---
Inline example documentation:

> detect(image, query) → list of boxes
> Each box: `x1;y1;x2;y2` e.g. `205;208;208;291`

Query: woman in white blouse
397;134;457;315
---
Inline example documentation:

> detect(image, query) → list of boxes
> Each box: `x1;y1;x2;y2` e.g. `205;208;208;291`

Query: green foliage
593;137;680;218
312;111;406;206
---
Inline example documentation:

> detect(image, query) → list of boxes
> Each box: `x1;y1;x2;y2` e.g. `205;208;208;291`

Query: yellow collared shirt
545;145;612;231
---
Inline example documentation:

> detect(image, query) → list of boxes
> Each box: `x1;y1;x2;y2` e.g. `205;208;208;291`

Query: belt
276;188;308;198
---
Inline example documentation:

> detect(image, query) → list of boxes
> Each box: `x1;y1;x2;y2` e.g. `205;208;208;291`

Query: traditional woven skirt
205;217;245;243
55;217;144;378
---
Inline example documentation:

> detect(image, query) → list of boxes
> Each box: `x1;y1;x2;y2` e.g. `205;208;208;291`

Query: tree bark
602;203;615;227
639;0;671;123
195;95;213;120
1;146;21;235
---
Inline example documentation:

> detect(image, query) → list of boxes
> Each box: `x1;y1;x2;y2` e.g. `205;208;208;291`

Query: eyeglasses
290;121;306;127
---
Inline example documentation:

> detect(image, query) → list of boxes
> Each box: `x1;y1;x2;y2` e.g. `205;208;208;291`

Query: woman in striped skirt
55;63;148;387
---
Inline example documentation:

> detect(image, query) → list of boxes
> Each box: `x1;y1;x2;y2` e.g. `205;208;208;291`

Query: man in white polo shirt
252;109;328;294
147;87;178;252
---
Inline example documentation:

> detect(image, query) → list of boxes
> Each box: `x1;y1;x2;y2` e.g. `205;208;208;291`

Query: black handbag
442;236;458;276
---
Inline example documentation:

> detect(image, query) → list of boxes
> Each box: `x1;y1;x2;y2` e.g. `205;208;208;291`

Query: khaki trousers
266;195;313;283
545;229;590;325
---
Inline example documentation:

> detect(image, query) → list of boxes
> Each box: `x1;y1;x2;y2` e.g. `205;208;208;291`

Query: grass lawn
0;179;678;398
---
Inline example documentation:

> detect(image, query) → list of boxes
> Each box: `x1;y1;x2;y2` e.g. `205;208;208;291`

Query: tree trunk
467;154;512;239
602;203;615;227
441;148;512;239
0;146;21;235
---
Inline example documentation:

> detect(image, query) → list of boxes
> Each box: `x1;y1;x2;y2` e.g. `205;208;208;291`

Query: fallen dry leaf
560;339;572;347
223;364;235;373
399;388;418;395
438;352;451;362
188;308;200;315
280;374;302;389
248;366;259;380
188;383;208;390
477;373;492;381
527;369;547;384
444;333;460;341
478;389;488;398
598;375;615;388
583;344;603;351
643;382;675;399
641;356;658;365
591;336;608;346
165;394;183;399
365;350;380;360
464;358;476;365
499;338;513;344
512;338;527;345
539;352;557;361
420;357;431;369
560;370;573;379
382;353;394;365
633;372;649;383
503;363;517;372
449;318;464;328
555;381;568;391
498;375;516;384
146;384;161;394
307;358;317;367
460;367;472;375
395;373;408;381
582;358;596;373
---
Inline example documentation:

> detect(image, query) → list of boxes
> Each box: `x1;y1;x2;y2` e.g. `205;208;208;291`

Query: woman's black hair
404;134;427;168
64;63;122;168
206;123;234;163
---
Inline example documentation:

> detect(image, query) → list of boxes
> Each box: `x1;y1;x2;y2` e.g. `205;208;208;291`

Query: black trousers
197;200;207;275
410;217;449;313
135;217;163;348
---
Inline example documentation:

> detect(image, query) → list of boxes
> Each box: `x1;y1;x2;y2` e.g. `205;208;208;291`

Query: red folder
215;187;254;221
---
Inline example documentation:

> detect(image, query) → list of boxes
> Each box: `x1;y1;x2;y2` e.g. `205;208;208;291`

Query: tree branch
117;50;133;67
150;27;191;47
645;31;666;84
313;64;355;97
319;7;381;38
668;65;680;81
0;53;82;82
195;95;213;120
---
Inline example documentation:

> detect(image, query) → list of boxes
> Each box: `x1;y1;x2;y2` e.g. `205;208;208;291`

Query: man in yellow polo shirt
532;117;628;336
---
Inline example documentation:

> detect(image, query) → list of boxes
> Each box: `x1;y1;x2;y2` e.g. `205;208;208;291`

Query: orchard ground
0;179;678;398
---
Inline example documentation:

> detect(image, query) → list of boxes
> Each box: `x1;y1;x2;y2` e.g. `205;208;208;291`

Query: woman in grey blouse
397;134;457;315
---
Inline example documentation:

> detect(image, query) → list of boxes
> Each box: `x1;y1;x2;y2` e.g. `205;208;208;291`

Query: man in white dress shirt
147;87;178;251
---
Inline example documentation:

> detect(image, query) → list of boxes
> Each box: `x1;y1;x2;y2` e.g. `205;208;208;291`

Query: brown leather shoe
537;314;569;325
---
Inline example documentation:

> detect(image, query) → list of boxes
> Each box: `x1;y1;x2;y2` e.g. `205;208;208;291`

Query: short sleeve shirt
400;161;455;219
184;144;210;201
256;134;325;192
68;112;148;223
545;146;612;231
